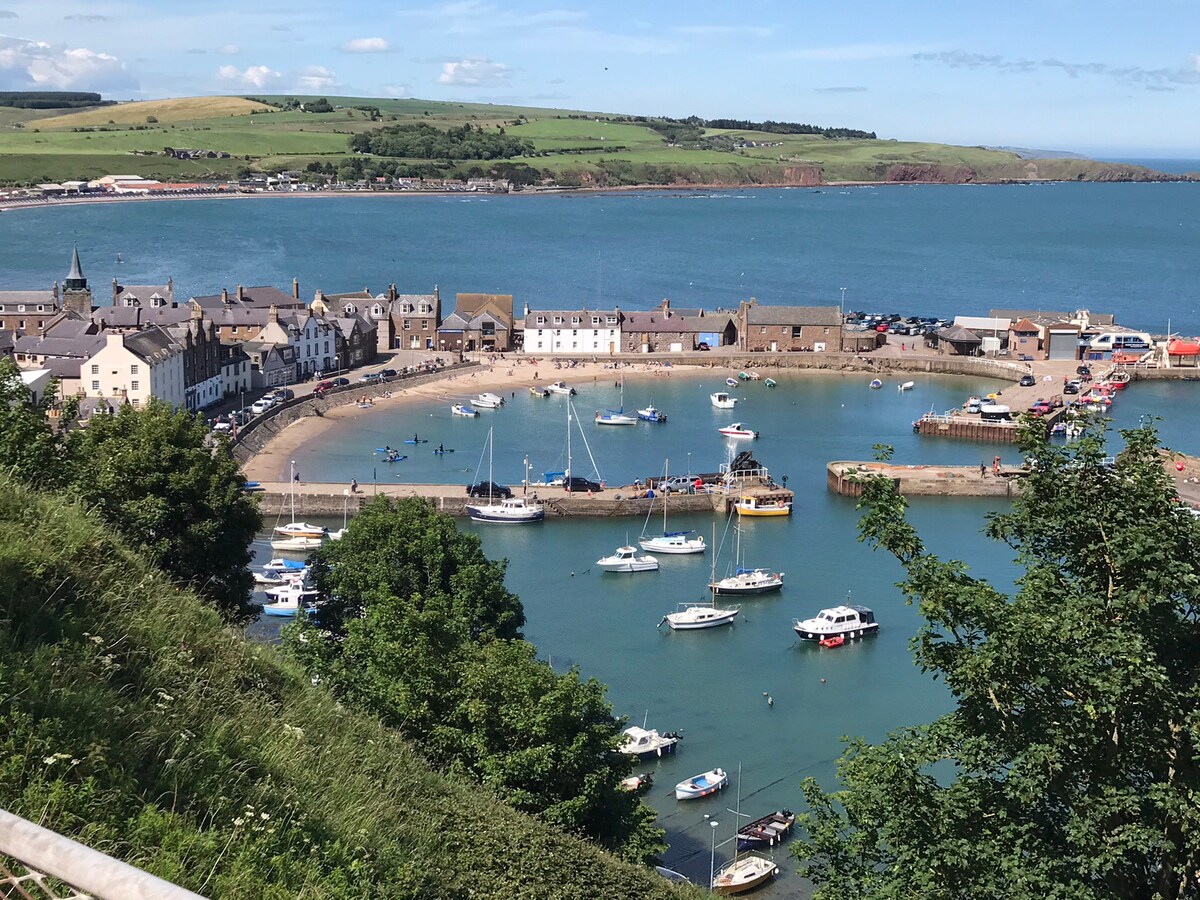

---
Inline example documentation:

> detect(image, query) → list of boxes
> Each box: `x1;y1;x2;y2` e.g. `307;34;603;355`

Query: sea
4;185;1198;895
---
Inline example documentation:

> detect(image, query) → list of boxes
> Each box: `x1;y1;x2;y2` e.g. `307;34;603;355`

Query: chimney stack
388;284;397;302
221;287;229;305
268;304;279;324
167;276;174;304
236;284;244;302
112;277;119;304
292;277;299;299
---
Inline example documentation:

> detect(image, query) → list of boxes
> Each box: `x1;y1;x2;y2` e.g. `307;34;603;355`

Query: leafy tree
793;421;1200;899
0;357;65;487
288;497;665;862
66;401;261;621
348;122;532;161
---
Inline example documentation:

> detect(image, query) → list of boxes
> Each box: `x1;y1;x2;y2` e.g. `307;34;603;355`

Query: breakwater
827;461;1026;498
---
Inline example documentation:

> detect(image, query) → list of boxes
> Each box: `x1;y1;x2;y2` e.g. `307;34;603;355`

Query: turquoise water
2;182;1199;331
250;374;1199;894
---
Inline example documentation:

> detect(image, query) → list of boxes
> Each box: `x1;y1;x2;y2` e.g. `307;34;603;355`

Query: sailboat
660;526;739;630
595;376;637;425
639;460;705;555
711;766;780;895
465;428;544;523
271;460;326;551
709;523;784;595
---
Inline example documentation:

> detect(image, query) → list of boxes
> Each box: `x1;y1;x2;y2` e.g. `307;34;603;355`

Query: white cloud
341;37;389;53
438;56;510;86
0;35;135;91
675;24;773;39
297;65;336;89
382;83;411;97
219;43;239;56
217;63;281;89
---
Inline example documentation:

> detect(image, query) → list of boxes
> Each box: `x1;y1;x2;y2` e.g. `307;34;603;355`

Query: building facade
522;307;621;354
84;329;186;409
738;301;842;352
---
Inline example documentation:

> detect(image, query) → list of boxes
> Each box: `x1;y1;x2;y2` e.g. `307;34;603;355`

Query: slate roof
745;304;841;327
936;325;983;344
439;312;470;330
0;290;57;307
526;308;620;322
41;356;82;379
14;333;106;358
0;331;15;356
123;327;182;363
93;305;192;329
621;311;696;333
191;286;301;310
112;284;172;305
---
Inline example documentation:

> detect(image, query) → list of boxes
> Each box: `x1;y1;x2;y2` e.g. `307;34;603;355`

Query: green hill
0;93;1182;186
0;475;700;898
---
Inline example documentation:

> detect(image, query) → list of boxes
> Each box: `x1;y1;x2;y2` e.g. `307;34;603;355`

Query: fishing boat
869;378;883;389
710;391;737;409
725;377;739;387
530;385;550;397
465;429;545;523
473;394;503;409
596;545;659;572
674;767;727;800
263;579;319;603
637;404;668;423
451;403;479;417
661;528;739;630
763;377;777;388
639;462;706;554
718;423;759;439
547;381;576;395
596;376;638;425
260;580;316;617
898;380;915;392
736;810;795;851
792;596;880;641
619;723;680;758
709;525;783;595
734;495;792;517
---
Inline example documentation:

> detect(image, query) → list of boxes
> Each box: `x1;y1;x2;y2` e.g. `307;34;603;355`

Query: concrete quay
257;481;736;519
827;461;1026;498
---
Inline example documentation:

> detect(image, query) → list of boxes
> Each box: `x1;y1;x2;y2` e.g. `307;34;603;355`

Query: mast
289;459;296;522
566;399;572;478
663;458;669;532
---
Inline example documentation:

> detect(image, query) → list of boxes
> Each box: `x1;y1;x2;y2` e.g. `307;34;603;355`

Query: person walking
980;462;987;478
993;455;1002;477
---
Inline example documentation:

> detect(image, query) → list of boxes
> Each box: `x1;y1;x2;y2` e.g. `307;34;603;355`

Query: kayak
404;439;428;444
383;455;407;462
433;449;455;454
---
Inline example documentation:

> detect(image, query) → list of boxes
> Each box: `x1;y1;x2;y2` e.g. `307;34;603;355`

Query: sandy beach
241;357;716;483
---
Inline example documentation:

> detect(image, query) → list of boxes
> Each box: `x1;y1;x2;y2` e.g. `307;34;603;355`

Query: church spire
65;245;87;291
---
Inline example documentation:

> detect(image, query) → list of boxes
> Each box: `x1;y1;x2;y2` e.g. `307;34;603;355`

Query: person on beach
351;479;358;493
993;455;1001;476
980;462;987;478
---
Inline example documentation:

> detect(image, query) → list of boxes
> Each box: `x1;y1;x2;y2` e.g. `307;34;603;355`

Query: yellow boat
734;495;792;517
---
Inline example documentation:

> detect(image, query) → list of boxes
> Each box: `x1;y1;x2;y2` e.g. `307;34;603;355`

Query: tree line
348;122;533;160
0;91;112;109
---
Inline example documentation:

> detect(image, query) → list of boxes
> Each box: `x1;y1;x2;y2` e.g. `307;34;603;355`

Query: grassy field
0;93;1171;187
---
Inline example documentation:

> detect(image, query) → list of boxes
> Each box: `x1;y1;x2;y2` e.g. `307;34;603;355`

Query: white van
1088;332;1152;352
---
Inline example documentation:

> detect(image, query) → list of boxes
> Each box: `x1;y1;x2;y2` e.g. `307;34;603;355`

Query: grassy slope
0;94;1172;186
0;476;700;899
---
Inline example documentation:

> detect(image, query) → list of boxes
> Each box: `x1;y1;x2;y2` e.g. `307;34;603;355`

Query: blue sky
1;0;1198;155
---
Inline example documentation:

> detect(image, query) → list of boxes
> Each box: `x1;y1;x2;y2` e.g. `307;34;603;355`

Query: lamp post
523;455;529;495
839;287;847;353
687;452;691;478
706;817;719;889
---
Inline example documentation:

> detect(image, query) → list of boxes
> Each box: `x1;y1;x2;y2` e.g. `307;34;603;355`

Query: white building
252;305;337;379
83;329;185;409
521;306;621;354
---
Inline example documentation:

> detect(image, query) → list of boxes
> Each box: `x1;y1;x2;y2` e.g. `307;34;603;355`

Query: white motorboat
711;391;737;409
465;428;545;523
596;545;659;572
466;495;545;523
869;378;883;389
898;380;915;392
260;580;316;617
637;404;668;423
712;855;779;895
710;567;783;595
260;558;309;575
639;464;706;554
263;581;318;603
254;567;311;586
451;403;479;417
547;381;576;395
763;377;777;388
674;767;728;800
792;598;879;641
618;725;680;758
734;495;792;517
473;394;502;409
663;603;739;630
718;423;759;439
725;377;739;387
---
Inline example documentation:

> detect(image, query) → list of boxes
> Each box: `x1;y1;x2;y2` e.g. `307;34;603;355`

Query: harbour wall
637;352;1031;381
827;461;1026;498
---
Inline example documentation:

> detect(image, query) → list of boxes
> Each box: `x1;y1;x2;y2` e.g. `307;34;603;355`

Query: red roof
1168;339;1200;355
1011;318;1039;333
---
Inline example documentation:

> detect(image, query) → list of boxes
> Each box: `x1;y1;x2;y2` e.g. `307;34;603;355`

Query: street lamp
839;287;847;353
687;452;692;478
706;817;719;889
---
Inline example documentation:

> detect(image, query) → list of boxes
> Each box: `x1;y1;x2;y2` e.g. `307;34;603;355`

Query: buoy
1177;462;1186;471
767;695;774;707
820;678;826;684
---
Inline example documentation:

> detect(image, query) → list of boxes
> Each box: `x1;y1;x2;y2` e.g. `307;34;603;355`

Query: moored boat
270;534;324;552
595;408;638;425
478;391;505;406
637;404;668;423
898;380;915;392
547;381;576;395
451;403;479;417
869;378;883;389
663;603;739;630
734;495;792;517
620;773;653;792
675;767;727;800
596;545;659;572
763;377;777;388
530;385;550;397
710;391;737;409
725;377;739;387
273;521;327;539
736;810;795;851
710;566;783;595
640;530;706;554
473;394;502;409
793;598;879;642
712;855;779;895
619;725;680;758
465;495;545;523
719;423;759;439
819;635;846;648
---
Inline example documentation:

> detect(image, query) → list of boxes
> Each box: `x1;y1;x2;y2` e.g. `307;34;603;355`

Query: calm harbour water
7;186;1197;894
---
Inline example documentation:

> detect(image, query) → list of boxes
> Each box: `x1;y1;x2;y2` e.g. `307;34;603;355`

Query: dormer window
536;316;546;325
591;316;600;325
419;303;431;314
607;316;618;325
553;316;563;325
343;304;356;315
371;304;383;317
16;305;24;313
571;316;581;325
36;305;44;312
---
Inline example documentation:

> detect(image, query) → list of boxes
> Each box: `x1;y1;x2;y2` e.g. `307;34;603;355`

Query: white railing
0;808;207;900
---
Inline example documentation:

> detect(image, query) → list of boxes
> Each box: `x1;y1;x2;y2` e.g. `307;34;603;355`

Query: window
422;321;428;330
403;319;411;329
591;316;601;325
131;381;139;391
37;320;43;329
607;316;618;325
823;327;830;335
91;380;99;391
36;305;44;312
91;365;99;375
553;316;563;325
17;305;25;313
791;326;804;338
18;320;24;330
571;316;581;325
131;364;139;375
760;326;766;334
571;341;578;349
536;316;546;325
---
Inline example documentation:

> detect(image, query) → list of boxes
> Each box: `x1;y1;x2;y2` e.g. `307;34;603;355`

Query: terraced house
438;293;513;353
738;301;842;352
521;306;621;354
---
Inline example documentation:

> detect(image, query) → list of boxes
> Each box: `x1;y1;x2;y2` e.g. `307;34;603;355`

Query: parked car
1019;374;1036;387
275;388;294;401
1028;400;1053;416
332;377;350;387
211;419;232;433
360;372;382;383
564;476;603;493
697;342;710;351
466;481;513;499
657;475;696;494
250;399;273;415
314;380;335;392
1064;380;1081;394
380;368;398;378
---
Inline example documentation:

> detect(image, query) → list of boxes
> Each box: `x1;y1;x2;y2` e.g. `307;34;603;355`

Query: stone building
737;301;842;352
